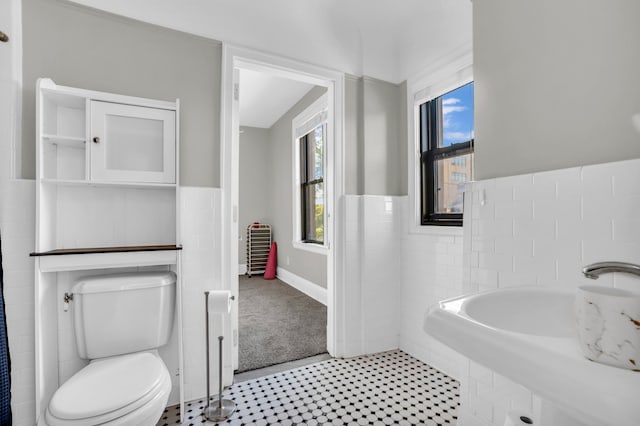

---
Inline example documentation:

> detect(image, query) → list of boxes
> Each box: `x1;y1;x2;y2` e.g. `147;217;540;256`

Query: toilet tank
72;271;176;359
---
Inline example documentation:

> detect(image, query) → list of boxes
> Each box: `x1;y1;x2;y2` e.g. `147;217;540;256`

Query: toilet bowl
45;272;176;426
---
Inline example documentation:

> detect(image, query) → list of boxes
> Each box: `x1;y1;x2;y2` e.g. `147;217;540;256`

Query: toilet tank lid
72;271;176;295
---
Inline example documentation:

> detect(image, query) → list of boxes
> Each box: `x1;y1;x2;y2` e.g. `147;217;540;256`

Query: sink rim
578;284;640;298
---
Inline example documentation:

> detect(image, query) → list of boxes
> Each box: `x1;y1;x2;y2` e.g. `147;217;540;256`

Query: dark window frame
299;127;324;244
419;86;474;227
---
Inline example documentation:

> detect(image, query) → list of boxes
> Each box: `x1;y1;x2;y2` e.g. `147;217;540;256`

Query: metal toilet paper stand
204;291;236;422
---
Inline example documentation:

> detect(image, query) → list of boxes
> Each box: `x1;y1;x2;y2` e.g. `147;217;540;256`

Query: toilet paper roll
207;290;232;339
504;411;534;426
207;290;232;314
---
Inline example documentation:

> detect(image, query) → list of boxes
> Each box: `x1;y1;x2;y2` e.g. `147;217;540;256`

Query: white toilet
45;271;177;426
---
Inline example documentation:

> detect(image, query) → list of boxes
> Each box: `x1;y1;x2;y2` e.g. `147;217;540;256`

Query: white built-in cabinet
39;82;176;185
32;79;185;424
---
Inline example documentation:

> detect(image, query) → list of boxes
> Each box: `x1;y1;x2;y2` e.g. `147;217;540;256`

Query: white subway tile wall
343;195;404;356
0;180;36;426
398;201;467;382
179;187;225;403
1;158;636;426
360;196;403;354
457;159;640;425
398;159;639;425
466;159;640;293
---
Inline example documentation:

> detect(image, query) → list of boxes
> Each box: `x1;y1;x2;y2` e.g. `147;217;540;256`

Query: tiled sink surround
453;158;640;426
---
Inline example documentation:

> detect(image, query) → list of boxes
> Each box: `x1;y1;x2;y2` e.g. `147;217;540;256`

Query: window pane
300;136;308;182
440;82;474;147
303;182;324;243
303;125;324;183
313;125;324;180
434;153;473;214
419;103;428;152
305;136;314;181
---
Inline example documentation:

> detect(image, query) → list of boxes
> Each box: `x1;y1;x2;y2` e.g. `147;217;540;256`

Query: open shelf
30;244;182;257
41;87;86;109
33;245;182;273
42;134;86;149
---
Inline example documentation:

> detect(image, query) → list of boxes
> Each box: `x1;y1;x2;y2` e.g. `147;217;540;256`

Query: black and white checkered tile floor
158;350;459;425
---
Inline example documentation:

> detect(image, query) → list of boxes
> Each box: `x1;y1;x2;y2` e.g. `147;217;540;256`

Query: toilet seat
46;352;171;425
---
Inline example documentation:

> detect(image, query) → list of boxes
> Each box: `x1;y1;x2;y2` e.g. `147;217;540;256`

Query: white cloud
442;105;466;116
443;105;466;128
441;97;469;128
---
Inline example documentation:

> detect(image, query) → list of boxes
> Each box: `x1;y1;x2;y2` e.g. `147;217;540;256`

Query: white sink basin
464;287;575;337
424;286;640;426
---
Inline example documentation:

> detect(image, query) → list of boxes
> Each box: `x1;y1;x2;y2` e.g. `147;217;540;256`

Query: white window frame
407;53;473;236
292;93;329;255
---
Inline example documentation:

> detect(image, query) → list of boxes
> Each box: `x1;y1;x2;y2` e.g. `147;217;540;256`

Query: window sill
292;241;329;255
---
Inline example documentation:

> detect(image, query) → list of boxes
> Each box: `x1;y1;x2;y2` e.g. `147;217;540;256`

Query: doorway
220;45;345;375
236;69;328;371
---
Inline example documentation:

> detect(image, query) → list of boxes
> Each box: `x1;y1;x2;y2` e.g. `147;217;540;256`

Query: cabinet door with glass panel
90;101;176;183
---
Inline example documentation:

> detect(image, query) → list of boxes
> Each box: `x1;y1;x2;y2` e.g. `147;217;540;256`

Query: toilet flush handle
63;292;74;312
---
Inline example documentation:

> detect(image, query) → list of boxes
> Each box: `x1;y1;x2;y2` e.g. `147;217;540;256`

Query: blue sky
442;82;474;147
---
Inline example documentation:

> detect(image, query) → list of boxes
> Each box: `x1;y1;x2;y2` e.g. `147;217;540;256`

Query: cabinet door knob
93;137;100;143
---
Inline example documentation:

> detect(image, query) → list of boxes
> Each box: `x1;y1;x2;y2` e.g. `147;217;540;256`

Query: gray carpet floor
238;275;327;372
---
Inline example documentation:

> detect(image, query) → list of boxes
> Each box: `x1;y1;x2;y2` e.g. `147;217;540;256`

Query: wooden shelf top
30;244;182;257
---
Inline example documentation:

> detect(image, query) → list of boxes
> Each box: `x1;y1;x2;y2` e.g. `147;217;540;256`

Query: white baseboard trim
238;264;247;275
276;267;327;306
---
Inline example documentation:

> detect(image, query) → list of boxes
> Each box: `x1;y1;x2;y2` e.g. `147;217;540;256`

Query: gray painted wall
344;76;407;195
268;86;328;288
22;0;221;187
362;77;407;196
238;126;271;265
398;81;408;194
344;76;364;195
474;0;640;180
22;0;409;194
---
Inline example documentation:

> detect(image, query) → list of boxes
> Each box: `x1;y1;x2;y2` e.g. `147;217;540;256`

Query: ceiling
239;69;314;129
69;0;472;84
